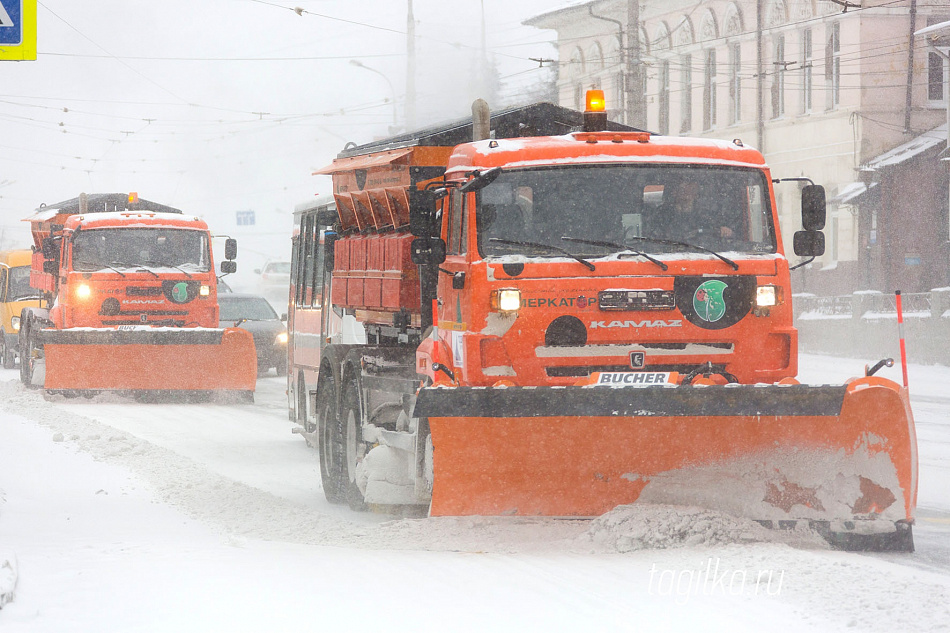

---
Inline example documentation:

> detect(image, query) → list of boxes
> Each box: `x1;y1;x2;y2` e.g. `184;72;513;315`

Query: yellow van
0;249;43;369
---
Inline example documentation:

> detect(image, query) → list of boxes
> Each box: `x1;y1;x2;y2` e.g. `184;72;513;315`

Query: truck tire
340;377;367;511
19;317;38;389
316;372;346;505
0;331;14;369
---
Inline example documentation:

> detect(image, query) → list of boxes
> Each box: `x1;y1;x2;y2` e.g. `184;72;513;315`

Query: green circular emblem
693;280;728;322
172;282;189;303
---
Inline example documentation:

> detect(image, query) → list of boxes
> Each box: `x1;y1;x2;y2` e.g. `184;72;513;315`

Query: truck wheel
1;331;14;369
340;377;367;511
19;319;38;388
316;373;345;504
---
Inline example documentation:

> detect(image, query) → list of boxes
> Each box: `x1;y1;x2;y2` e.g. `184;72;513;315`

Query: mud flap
415;377;916;551
39;327;257;393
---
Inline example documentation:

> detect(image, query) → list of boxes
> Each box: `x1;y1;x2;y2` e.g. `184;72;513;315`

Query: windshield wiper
488;238;596;271
560;236;669;271
102;262;128;278
113;261;160;278
146;259;193;278
625;237;739;271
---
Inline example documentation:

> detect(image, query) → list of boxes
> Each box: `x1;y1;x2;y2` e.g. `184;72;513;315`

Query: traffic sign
0;0;36;61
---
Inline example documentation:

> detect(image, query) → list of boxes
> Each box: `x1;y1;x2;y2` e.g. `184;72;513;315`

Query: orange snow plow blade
40;327;257;394
416;375;917;551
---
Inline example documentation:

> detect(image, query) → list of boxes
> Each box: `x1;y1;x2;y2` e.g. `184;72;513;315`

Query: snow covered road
1;355;949;632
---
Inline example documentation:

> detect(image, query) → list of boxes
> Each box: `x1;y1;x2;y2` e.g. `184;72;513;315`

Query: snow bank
581;504;828;552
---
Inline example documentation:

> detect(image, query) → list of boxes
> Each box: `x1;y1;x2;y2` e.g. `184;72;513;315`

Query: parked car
255;260;291;306
218;293;287;375
0;249;44;369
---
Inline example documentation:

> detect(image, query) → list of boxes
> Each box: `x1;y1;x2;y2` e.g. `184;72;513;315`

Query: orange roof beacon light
127;192;139;205
584;89;607;132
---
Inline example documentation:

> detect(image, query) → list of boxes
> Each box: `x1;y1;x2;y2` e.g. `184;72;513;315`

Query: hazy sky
0;0;569;246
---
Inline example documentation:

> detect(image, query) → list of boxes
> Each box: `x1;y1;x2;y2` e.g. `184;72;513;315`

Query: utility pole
626;0;646;128
406;0;417;131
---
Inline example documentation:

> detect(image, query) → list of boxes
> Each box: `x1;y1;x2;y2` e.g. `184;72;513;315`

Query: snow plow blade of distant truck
415;375;917;551
38;327;257;396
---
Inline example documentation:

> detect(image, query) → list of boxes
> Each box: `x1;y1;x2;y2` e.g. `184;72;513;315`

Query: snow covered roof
829;181;878;205
862;124;948;172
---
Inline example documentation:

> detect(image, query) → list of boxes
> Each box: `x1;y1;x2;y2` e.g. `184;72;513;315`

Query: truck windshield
475;165;776;258
7;266;40;301
72;228;211;272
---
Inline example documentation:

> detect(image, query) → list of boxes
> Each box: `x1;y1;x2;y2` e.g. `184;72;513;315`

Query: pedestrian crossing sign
0;0;37;61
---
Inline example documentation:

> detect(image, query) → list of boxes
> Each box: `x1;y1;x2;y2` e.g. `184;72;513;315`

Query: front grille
101;319;186;327
126;286;163;296
599;289;675;311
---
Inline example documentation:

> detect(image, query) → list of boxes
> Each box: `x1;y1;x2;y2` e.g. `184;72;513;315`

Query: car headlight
11;316;20;332
491;288;521;313
276;332;288;345
75;283;92;300
756;285;782;307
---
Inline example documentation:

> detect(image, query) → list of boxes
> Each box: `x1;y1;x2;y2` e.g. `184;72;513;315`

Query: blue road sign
0;0;21;46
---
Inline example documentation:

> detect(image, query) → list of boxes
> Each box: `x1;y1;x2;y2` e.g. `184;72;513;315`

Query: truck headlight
756;285;782;307
11;316;20;332
75;283;92;300
491;288;521;313
276;332;288;345
199;284;210;297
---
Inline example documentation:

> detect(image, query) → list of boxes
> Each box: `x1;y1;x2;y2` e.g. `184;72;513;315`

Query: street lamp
350;59;399;133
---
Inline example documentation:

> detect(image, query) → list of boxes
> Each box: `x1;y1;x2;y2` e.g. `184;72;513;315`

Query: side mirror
409;189;442;237
459;167;502;194
410;237;447;265
793;230;825;257
281;313;288;321
42;237;58;259
43;259;58;275
801;185;826;231
220;260;237;274
254;269;261;275
224;238;238;261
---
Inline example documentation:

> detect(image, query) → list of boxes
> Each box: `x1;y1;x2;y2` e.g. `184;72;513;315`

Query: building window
236;210;255;226
929;51;946;103
771;35;785;118
826;22;840;109
801;29;813;113
729;43;741;124
680;54;692;133
659;60;671;135
703;49;717;130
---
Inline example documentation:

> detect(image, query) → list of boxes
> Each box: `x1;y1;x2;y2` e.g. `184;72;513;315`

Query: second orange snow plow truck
18;193;257;399
294;95;917;551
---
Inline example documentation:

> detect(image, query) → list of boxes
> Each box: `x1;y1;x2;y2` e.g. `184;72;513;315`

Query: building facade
526;0;950;295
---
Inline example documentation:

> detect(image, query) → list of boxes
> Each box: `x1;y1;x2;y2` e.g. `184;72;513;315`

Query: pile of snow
0;484;16;608
581;504;828;552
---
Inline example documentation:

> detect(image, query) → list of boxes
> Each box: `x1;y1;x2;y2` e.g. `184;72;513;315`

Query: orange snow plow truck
18;193;257;400
297;94;916;551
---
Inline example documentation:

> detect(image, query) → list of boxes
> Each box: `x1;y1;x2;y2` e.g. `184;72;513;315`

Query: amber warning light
128;192;139;204
583;90;607;132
